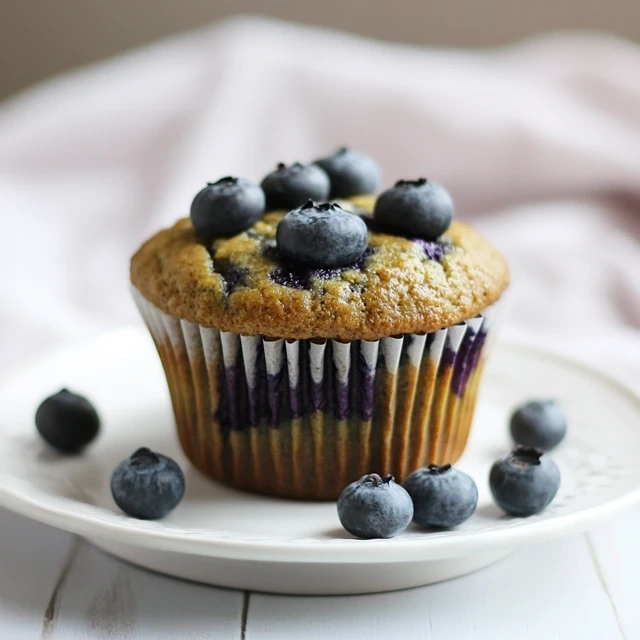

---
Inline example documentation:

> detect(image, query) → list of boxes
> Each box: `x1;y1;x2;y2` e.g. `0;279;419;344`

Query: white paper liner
132;287;502;499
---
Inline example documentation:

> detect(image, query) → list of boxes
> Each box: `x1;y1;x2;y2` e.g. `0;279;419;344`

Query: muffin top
131;186;509;341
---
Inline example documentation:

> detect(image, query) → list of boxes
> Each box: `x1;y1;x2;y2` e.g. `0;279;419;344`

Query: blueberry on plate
337;473;413;539
490;446;561;517
314;147;381;198
35;388;100;453
374;178;453;240
510;400;567;451
403;464;478;529
190;176;265;240
276;200;368;268
111;447;185;520
261;162;330;211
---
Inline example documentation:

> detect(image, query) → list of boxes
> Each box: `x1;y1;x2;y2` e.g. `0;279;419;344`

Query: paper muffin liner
133;288;501;500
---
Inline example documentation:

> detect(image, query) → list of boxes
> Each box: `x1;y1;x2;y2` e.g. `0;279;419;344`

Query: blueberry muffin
131;148;509;500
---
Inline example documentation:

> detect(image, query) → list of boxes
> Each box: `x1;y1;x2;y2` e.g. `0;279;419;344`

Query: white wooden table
1;506;637;639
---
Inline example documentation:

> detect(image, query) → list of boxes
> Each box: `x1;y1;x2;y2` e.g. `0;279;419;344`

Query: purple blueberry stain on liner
288;377;303;421
451;329;477;396
266;371;283;428
441;341;457;368
467;331;487;378
215;363;240;437
216;340;286;433
400;332;424;362
357;348;376;421
334;382;351;421
286;340;304;420
440;326;488;396
246;342;267;428
425;331;436;349
310;380;326;413
214;318;488;433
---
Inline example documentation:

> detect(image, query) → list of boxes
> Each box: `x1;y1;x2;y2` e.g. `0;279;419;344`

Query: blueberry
337;473;413;539
510;400;567;451
276;201;368;268
111;448;185;520
314;147;381;198
35;388;100;453
211;257;248;295
490;447;561;517
403;464;478;529
190;176;265;240
374;178;453;240
261;162;330;211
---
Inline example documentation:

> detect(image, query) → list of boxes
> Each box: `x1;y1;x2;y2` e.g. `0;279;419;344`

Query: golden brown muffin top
130;196;509;341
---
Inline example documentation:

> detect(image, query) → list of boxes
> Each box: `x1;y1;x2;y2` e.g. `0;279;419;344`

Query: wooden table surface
1;504;638;639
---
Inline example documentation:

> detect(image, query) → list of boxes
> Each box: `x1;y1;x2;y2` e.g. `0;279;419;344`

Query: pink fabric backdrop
1;18;639;382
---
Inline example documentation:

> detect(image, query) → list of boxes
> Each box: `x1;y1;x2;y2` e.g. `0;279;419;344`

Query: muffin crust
131;197;509;341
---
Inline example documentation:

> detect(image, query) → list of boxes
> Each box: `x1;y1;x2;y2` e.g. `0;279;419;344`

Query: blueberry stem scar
425;463;452;474
364;473;383;486
395;178;428;187
130;447;161;466
511;446;543;466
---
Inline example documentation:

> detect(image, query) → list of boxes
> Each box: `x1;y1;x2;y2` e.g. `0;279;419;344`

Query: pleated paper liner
133;288;501;500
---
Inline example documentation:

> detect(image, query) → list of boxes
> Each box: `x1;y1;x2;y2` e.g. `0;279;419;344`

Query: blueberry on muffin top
132;148;508;340
261;162;331;211
275;201;368;268
314;147;381;198
190;176;265;240
374;178;453;241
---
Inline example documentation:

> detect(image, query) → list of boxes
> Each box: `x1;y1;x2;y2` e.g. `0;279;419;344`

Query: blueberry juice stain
266;242;376;290
207;249;248;295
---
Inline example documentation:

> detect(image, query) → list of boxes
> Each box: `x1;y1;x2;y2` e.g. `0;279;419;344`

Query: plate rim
1;327;639;564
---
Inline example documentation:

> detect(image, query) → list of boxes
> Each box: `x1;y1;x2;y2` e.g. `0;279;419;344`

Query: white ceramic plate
1;328;639;595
